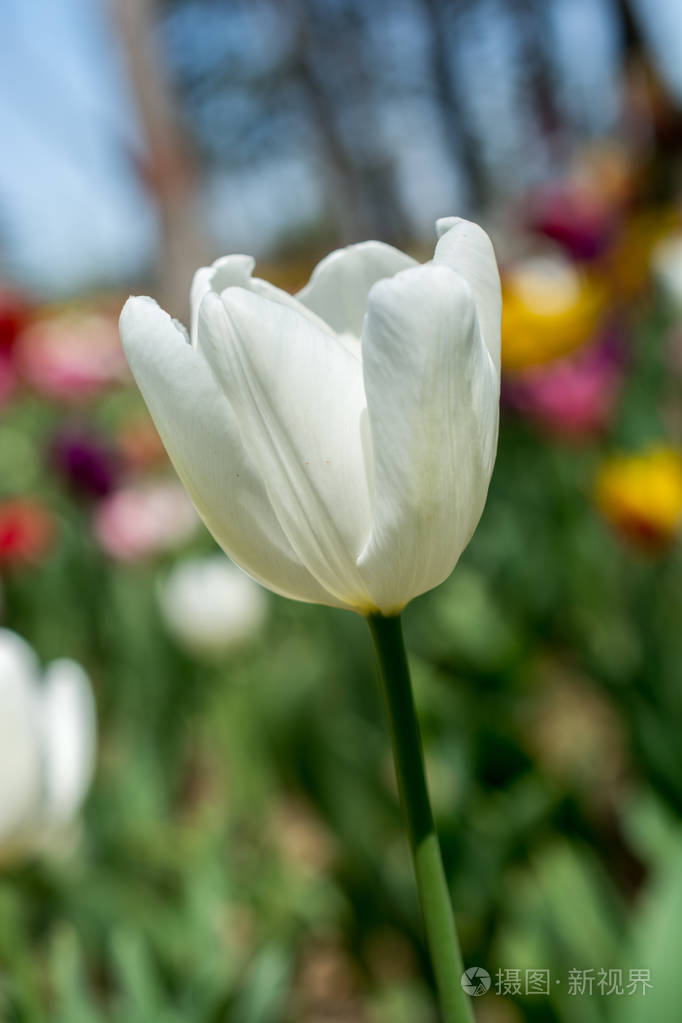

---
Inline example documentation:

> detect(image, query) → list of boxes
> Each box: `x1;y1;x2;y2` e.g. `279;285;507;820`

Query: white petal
190;255;256;347
120;297;336;606
434;217;502;372
0;627;40;680
359;264;499;613
296;241;418;338
0;630;43;846
198;289;374;610
40;660;96;825
191;254;335;347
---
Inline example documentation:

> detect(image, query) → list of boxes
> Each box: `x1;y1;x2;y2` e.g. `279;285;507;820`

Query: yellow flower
608;207;680;299
596;446;682;549
502;255;605;371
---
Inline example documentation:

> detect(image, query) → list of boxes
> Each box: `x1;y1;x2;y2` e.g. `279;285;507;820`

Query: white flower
507;254;582;314
0;629;96;864
158;554;267;657
120;217;501;615
651;233;682;309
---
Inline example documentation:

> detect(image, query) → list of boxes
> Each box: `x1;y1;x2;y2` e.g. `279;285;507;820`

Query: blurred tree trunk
613;0;682;199
509;0;564;164
290;0;411;244
112;0;209;318
418;0;488;214
290;12;367;244
614;0;645;59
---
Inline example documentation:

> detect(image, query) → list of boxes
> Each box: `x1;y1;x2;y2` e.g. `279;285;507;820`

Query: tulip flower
0;286;32;352
523;142;634;264
0;629;96;864
120;217;501;1022
608;207;679;300
525;183;616;262
158;554;267;657
596;446;682;550
51;427;120;499
651;232;682;311
120;218;500;617
503;332;624;439
0;352;16;406
93;479;198;562
501;254;605;370
0;498;54;568
16;311;128;401
0;286;31;407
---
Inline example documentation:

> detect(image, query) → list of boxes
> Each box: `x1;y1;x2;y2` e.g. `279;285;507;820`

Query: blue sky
0;0;680;298
0;0;154;293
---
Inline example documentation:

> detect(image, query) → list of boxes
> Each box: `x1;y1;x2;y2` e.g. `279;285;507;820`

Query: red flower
0;500;54;567
0;286;32;406
0;286;31;353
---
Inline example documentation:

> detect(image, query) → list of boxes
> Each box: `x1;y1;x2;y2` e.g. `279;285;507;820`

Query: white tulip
120;217;501;615
651;233;682;310
158;554;267;656
0;629;96;863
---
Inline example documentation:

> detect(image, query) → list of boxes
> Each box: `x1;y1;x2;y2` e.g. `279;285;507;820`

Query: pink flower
504;333;624;439
93;480;198;562
16;311;128;401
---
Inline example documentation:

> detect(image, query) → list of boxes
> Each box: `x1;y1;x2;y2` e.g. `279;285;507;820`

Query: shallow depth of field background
2;1;682;1021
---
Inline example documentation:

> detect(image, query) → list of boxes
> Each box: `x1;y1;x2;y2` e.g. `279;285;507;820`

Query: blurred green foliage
1;295;682;1023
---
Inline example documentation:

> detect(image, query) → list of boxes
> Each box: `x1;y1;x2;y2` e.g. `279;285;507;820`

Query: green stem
367;613;473;1023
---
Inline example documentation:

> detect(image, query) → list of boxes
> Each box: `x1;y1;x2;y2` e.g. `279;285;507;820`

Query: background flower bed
1;256;681;1022
3;1;682;1020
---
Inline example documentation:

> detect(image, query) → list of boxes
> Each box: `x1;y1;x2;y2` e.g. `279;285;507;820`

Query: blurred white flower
121;217;501;615
0;629;96;864
507;254;582;313
651;233;682;309
158;555;267;657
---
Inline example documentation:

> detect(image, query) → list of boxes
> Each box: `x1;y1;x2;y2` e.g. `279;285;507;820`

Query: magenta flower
50;428;120;499
525;184;616;262
504;332;624;438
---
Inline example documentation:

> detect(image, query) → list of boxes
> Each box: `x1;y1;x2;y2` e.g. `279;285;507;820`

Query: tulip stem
367;613;473;1023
